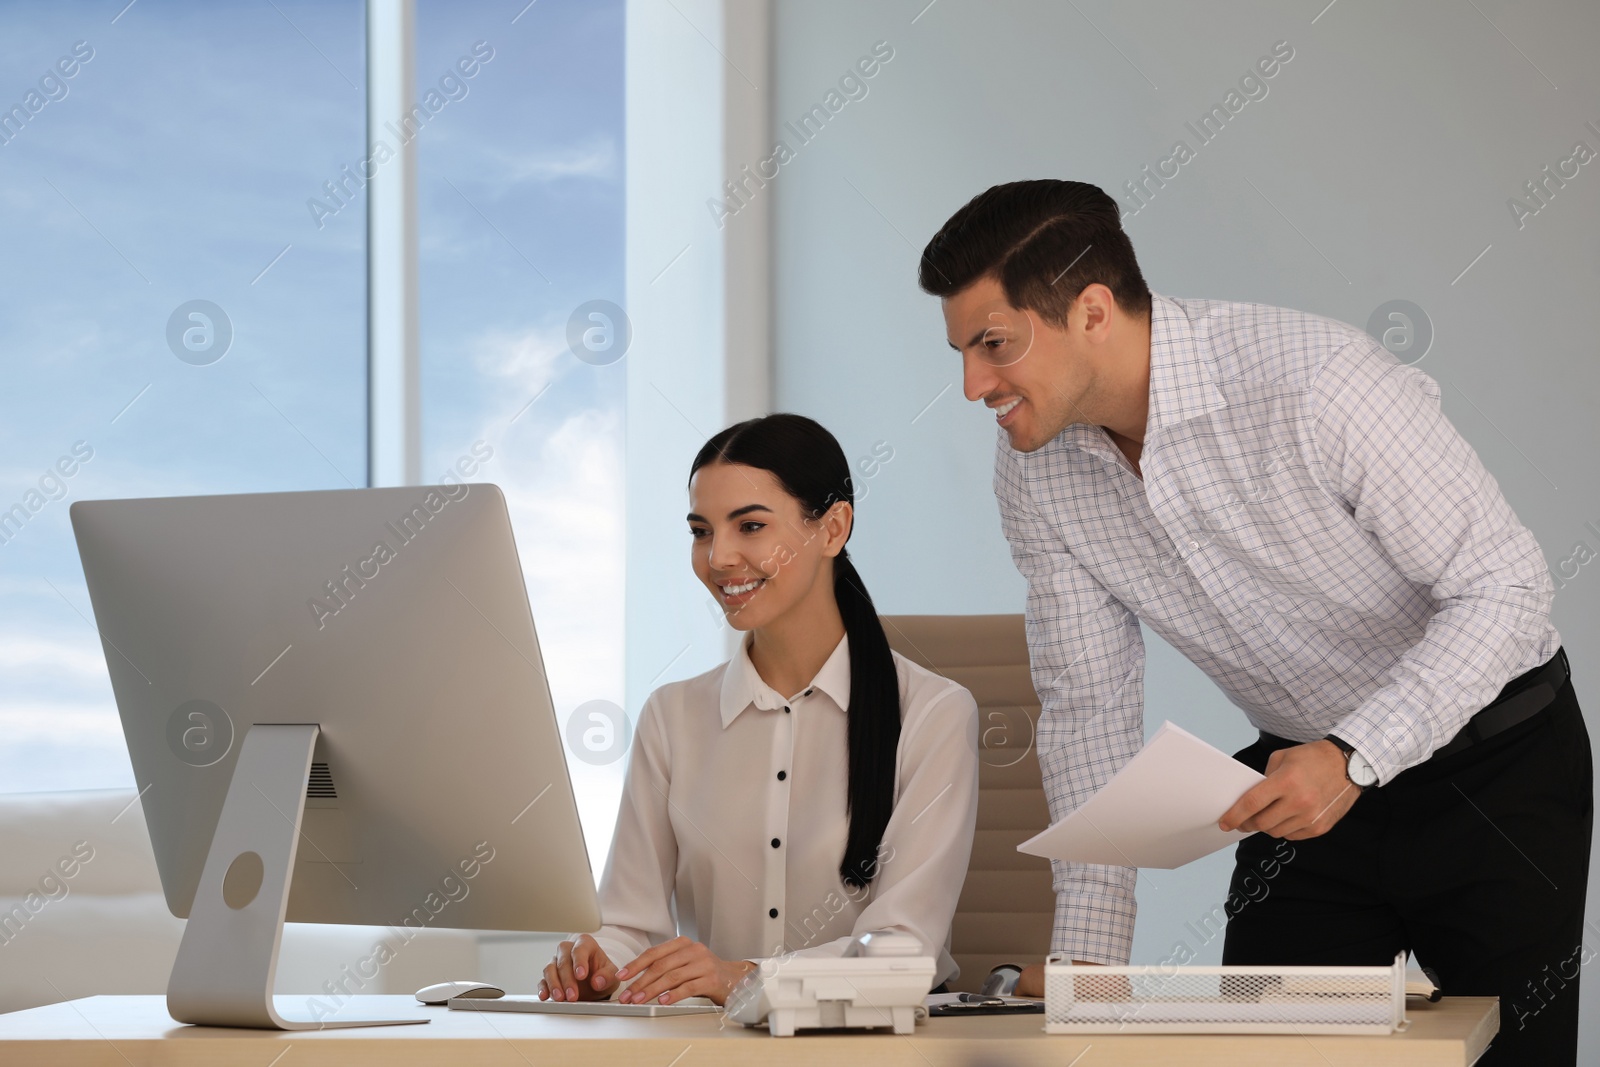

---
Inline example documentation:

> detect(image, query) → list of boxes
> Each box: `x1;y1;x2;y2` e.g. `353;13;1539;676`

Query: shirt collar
718;633;852;728
1047;293;1227;455
1145;292;1228;429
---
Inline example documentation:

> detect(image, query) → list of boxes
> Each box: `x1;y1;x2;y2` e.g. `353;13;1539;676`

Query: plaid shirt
995;293;1560;965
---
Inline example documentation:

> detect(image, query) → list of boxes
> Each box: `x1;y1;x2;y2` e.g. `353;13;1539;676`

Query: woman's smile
717;576;767;606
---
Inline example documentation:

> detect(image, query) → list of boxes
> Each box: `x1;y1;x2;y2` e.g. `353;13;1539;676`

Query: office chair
879;615;1054;993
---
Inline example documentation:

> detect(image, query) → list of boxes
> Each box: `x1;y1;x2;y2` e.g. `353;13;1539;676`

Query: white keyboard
447;995;719;1018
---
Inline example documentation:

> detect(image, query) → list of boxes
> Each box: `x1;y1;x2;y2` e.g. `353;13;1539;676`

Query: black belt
1259;648;1570;762
1430;646;1570;760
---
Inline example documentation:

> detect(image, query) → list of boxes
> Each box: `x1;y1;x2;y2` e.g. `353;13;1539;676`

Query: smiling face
942;275;1106;453
688;461;851;632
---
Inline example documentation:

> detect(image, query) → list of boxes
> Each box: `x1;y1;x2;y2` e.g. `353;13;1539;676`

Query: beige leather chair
880;614;1054;992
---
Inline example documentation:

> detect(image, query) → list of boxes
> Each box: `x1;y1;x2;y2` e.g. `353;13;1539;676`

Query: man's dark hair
918;180;1151;323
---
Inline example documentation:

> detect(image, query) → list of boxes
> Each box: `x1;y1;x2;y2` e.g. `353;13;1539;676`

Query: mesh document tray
1044;952;1408;1035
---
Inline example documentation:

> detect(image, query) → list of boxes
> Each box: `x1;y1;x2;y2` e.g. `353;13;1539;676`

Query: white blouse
589;633;980;988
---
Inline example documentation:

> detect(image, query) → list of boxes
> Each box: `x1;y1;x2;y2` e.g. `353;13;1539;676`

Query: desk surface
0;994;1497;1066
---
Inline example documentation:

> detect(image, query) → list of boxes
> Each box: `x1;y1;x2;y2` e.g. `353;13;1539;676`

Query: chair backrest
879;614;1053;992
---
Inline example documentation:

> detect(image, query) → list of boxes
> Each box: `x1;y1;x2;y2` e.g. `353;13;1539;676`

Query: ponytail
833;551;902;889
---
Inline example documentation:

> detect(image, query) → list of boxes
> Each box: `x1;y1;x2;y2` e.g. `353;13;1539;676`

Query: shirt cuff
1050;865;1138;965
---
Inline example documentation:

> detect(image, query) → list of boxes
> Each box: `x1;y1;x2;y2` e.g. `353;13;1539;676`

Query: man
919;179;1590;1064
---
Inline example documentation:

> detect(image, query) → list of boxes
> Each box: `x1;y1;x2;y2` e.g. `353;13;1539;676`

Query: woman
540;413;979;1006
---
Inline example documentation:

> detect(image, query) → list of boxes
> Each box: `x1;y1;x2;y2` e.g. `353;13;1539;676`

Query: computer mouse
415;980;506;1005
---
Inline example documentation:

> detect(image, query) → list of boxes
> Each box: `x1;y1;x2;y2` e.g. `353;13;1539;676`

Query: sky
0;0;626;858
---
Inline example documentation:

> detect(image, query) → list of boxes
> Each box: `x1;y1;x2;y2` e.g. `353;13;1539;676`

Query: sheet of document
1017;720;1266;869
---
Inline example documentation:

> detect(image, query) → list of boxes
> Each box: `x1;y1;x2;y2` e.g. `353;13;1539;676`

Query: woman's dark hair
918;179;1152;322
689;413;900;890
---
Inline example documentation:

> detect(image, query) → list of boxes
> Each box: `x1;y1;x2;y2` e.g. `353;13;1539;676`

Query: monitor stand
166;723;427;1030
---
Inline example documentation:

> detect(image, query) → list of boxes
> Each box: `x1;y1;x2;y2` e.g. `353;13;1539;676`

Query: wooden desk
0;994;1497;1066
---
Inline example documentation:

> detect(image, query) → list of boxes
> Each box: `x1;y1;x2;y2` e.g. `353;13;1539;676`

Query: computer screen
71;484;598;1029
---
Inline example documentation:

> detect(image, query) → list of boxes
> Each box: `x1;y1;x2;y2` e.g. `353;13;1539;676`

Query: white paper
1017;721;1265;869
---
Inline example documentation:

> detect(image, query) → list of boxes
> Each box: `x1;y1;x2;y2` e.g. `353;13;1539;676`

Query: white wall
768;0;1600;1054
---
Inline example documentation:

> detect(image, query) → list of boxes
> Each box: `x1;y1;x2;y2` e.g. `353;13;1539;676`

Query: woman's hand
614;936;757;1006
540;934;619;1002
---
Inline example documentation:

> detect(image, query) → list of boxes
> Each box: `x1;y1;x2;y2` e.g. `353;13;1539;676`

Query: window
415;0;626;860
3;3;630;878
0;1;367;792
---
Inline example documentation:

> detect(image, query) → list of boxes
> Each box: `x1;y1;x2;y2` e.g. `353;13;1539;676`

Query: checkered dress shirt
995;293;1560;965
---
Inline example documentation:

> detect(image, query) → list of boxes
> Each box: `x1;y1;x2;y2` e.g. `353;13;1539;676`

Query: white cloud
0;574;77;598
0;634;106;678
495;404;625;712
497;136;619;186
486;403;627;864
0;700;122;741
469;322;570;389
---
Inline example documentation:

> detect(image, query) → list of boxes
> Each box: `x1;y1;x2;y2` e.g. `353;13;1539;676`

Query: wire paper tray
1044;952;1409;1035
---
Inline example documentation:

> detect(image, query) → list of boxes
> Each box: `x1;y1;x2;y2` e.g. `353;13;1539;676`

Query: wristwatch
981;964;1023;997
1324;735;1379;791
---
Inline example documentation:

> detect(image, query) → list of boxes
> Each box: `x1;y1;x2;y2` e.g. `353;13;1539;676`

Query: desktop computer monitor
70;484;600;1030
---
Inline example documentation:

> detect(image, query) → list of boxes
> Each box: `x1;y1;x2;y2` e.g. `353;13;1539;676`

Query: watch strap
1323;734;1375;790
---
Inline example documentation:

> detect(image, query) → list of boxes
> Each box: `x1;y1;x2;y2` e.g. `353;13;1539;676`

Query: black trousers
1221;674;1592;1066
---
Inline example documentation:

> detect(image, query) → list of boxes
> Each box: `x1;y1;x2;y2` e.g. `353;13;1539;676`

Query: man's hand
1219;739;1359;840
540;934;619;1002
1014;960;1100;998
614;936;756;1006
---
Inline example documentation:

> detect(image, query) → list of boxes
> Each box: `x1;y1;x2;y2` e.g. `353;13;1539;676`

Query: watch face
1348;751;1379;787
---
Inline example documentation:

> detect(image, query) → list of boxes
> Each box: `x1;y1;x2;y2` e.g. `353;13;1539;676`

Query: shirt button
776;770;787;781
804;689;813;697
783;706;790;714
771;838;781;848
1188;540;1200;551
769;908;779;918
